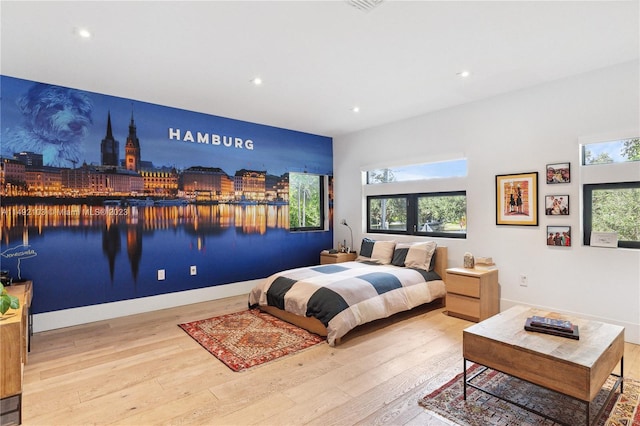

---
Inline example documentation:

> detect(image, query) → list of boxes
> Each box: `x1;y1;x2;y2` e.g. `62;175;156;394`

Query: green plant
0;283;19;315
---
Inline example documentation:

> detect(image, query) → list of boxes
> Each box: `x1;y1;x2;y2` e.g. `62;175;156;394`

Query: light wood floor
22;295;640;426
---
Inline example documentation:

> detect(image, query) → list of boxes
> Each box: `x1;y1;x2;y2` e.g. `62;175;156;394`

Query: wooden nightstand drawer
446;273;480;298
446;293;480;320
445;267;499;322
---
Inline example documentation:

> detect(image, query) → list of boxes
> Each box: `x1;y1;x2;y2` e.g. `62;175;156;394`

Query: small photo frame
545;195;569;215
547;226;571;247
546;162;570;184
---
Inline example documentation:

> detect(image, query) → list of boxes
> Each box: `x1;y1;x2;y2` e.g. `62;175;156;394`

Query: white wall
333;61;640;343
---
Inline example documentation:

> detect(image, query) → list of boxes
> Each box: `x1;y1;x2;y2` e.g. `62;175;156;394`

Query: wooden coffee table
463;305;624;426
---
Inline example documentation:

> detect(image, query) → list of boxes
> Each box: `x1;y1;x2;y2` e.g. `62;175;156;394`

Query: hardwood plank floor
22;295;640;425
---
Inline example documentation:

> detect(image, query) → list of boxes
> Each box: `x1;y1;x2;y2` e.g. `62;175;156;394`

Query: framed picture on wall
495;172;538;226
547;226;571;246
545;195;569;215
546;162;570;184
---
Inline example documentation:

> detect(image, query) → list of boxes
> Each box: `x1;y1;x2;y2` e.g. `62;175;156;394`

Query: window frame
366;194;409;234
365;159;468;185
581;137;640;166
366;190;467;239
583;181;640;249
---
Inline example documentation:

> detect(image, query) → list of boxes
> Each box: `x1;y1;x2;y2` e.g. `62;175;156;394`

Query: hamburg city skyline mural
1;76;333;314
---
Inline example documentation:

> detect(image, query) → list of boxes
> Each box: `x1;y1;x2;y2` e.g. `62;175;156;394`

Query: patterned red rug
178;309;325;372
419;364;640;425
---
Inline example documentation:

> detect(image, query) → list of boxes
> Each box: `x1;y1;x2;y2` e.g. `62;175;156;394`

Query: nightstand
445;267;499;322
320;251;357;264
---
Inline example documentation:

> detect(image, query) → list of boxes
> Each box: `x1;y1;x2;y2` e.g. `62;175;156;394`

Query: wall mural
0;76;334;314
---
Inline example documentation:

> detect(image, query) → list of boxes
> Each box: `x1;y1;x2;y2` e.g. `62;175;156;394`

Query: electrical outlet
519;274;528;287
157;269;166;280
190;265;197;276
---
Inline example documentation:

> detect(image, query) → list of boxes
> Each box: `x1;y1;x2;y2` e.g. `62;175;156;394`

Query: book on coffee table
525;317;580;340
529;315;574;332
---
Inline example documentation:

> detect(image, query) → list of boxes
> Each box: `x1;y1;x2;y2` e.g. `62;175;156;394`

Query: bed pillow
391;241;437;271
357;238;396;264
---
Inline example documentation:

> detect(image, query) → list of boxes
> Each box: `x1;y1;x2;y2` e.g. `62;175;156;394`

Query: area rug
178;309;325;372
419;364;640;425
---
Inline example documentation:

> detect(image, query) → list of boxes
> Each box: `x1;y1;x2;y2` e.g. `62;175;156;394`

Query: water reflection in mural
1;203;327;314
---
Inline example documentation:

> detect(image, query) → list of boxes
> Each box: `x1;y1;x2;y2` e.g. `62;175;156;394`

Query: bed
248;240;447;346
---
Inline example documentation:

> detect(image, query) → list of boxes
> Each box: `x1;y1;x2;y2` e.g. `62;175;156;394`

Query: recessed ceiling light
76;27;92;39
352;106;360;113
457;70;471;78
251;77;263;86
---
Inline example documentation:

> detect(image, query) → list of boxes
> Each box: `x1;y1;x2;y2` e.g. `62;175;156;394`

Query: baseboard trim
32;280;258;333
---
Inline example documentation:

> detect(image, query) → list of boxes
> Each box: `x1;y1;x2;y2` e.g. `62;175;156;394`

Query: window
583;182;640;249
582;137;640;165
364;157;468;238
368;195;408;232
289;172;324;231
416;192;467;236
367;191;466;238
366;159;467;184
581;135;639;249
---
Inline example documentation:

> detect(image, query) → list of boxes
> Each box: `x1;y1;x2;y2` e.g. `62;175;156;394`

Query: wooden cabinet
445;268;498;322
1;281;32;426
320;251;357;264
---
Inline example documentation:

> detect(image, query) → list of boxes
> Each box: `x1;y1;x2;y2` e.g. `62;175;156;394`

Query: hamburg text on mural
168;128;254;150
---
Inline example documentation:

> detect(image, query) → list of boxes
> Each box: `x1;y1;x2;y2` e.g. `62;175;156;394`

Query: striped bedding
248;261;446;346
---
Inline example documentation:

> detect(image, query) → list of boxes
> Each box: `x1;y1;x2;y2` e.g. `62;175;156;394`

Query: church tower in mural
124;110;141;172
100;111;119;166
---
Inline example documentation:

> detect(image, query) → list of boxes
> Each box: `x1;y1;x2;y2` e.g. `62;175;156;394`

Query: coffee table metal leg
621;356;624;394
586;401;589;426
463;358;467;400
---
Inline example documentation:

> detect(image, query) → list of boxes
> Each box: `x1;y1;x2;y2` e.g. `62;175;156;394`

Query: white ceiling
1;1;638;137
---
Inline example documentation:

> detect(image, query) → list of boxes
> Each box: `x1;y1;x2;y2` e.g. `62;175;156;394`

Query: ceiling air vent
346;0;384;13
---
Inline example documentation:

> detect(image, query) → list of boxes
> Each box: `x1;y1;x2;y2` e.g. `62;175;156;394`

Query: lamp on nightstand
340;219;354;253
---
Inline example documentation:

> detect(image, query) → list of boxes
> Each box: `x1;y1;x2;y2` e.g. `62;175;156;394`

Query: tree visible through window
367;191;466;238
582;137;640;248
584;182;640;248
368;196;407;231
583;138;640;165
417;193;467;234
366;159;467;184
289;173;324;231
